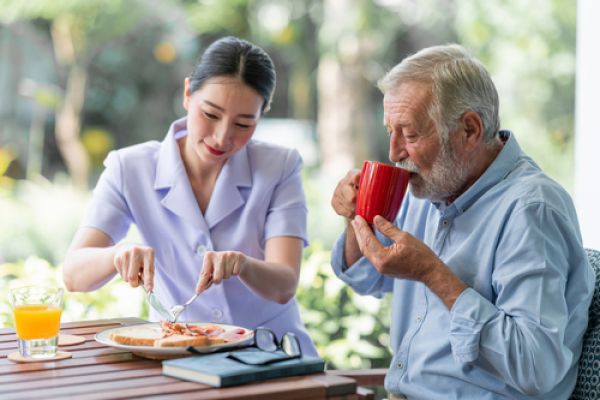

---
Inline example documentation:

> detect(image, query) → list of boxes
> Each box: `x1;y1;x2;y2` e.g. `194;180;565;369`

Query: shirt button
397;362;403;369
416;316;422;322
442;220;449;226
196;245;207;255
212;309;223;320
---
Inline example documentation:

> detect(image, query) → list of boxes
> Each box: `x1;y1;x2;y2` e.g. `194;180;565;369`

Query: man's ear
460;111;484;149
182;77;191;111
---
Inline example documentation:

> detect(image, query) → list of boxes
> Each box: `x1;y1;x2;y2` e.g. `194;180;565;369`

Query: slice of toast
109;323;235;347
208;335;226;346
155;334;210;347
109;325;164;346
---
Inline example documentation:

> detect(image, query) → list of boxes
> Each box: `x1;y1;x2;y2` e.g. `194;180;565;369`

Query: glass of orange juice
10;286;63;358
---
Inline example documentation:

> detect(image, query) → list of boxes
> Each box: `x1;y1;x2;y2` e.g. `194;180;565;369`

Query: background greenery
1;0;576;371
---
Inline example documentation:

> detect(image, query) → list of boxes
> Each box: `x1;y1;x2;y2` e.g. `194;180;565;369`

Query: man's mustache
395;160;419;173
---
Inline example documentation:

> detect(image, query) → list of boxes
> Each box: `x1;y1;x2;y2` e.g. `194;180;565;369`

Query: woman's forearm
237;236;302;304
238;257;299;304
63;246;118;292
63;227;118;292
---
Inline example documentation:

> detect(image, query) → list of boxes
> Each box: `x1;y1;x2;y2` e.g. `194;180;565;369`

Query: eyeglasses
227;327;302;366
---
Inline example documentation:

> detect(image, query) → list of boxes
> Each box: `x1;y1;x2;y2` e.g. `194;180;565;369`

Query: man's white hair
378;44;500;144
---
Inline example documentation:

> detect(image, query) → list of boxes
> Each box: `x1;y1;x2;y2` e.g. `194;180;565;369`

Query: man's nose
389;132;408;162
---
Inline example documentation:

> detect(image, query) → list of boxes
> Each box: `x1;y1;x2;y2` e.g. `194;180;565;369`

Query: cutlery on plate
139;275;175;322
169;277;212;323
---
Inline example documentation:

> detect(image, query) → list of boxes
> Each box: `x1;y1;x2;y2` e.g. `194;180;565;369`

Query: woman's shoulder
105;141;161;167
115;140;161;160
245;140;302;168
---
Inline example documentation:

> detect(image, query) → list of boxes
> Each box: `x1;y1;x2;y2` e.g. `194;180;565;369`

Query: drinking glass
10;286;63;358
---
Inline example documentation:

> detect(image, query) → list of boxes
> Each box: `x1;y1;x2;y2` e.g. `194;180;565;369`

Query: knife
139;275;174;322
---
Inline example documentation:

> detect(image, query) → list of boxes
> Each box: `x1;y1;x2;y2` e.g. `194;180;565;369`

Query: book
162;349;325;387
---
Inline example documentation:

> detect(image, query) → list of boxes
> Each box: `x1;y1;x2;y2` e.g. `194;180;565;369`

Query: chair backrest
570;248;600;400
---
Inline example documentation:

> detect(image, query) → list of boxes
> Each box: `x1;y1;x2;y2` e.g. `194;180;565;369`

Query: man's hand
331;169;364;267
196;251;248;293
331;170;361;220
113;243;155;291
352;214;467;309
351;215;440;282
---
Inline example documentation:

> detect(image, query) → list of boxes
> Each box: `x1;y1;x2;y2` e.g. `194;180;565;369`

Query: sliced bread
155;334;210;347
109;325;164;346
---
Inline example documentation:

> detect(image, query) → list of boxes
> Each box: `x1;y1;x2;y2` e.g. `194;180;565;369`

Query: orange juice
13;304;62;340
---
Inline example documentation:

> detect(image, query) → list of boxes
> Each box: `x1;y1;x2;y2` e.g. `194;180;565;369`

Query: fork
169;277;212;323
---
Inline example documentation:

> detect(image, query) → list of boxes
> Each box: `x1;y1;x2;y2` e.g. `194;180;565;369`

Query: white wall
575;0;600;250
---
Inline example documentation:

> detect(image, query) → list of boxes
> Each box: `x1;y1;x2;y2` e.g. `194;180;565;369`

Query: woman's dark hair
189;36;276;113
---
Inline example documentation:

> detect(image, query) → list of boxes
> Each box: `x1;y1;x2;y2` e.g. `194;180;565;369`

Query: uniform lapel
154;118;209;233
204;144;252;229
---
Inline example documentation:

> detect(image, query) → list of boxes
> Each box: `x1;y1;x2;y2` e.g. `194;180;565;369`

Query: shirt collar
435;130;522;215
154;117;187;190
154;117;252;190
153;116;252;229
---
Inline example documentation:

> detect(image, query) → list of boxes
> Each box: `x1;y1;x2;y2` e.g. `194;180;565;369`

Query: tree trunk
54;64;89;188
317;55;357;176
317;0;373;179
51;18;90;189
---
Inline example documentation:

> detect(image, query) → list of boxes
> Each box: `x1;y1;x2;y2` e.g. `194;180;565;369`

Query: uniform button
442;220;449;226
212;309;223;320
196;245;207;255
397;362;403;369
416;316;422;322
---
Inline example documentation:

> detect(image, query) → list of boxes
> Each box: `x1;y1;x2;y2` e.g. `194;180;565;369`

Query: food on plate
109;325;163;346
109;322;245;347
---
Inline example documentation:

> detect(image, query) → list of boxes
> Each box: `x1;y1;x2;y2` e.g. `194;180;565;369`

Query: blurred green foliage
1;0;577;188
455;0;576;191
298;242;392;369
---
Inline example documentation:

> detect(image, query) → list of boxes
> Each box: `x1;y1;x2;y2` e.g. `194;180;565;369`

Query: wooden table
0;318;363;400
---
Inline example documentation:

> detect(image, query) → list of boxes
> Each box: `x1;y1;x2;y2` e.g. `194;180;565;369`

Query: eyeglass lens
255;328;301;357
281;333;301;356
255;328;278;352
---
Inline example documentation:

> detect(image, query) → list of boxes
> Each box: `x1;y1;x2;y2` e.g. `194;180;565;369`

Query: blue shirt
331;132;593;399
82;117;318;356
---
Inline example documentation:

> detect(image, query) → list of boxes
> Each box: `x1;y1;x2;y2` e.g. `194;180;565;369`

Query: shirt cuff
449;287;498;363
330;232;384;296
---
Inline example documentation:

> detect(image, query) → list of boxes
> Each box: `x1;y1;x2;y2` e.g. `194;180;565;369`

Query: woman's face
182;76;263;166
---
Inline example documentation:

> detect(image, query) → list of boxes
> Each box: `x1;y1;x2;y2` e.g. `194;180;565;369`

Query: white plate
95;322;254;359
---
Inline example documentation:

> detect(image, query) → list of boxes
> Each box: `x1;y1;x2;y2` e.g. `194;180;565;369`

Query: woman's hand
113;243;155;291
195;250;248;293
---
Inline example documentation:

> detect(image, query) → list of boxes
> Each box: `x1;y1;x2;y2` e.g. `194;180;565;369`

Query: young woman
63;36;317;356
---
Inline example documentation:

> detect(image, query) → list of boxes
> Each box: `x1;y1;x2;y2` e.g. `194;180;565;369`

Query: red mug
355;161;410;224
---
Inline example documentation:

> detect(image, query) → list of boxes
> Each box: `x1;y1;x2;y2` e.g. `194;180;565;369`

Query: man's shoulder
501;160;573;210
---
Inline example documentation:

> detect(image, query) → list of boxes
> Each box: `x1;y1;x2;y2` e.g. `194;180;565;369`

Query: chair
329;248;600;400
571;248;600;400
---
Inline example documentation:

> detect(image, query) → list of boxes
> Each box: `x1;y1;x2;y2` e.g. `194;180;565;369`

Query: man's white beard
395;141;470;202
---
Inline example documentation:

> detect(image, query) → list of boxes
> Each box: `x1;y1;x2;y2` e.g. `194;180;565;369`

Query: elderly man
330;44;593;399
